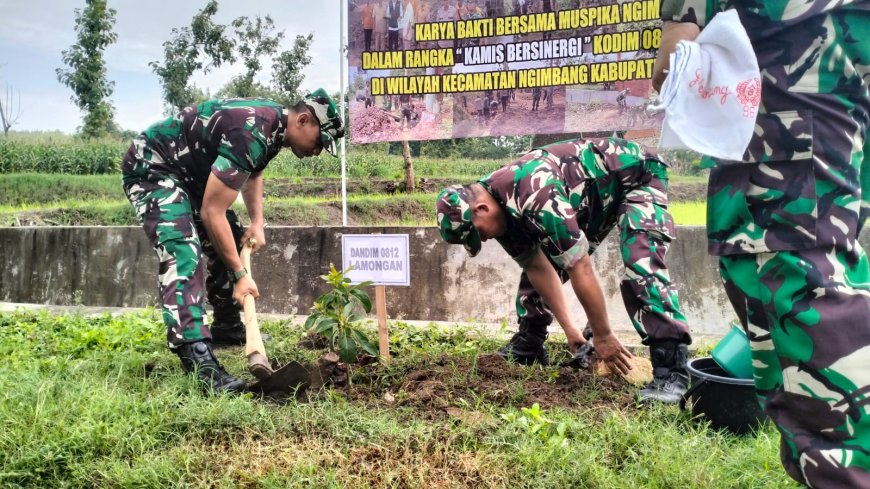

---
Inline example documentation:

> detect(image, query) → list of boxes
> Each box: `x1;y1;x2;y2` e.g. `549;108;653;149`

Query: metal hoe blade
247;361;311;397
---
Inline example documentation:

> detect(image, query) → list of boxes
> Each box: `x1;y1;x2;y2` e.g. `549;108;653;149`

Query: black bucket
679;357;768;435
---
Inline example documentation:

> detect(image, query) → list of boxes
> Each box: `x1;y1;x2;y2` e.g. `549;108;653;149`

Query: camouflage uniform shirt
481;138;672;270
121;98;289;207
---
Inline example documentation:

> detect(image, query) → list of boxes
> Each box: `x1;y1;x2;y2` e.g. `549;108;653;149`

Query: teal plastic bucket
712;323;753;379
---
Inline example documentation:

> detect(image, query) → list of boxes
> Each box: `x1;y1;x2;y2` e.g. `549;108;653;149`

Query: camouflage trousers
123;176;244;349
517;163;691;345
719;243;870;487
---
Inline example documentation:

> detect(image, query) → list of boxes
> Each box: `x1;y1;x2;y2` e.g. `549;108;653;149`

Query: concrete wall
2;226;868;337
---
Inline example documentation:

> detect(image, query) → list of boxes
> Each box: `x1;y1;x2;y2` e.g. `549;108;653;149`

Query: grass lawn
0;172;711;227
0;309;797;488
670;201;706;227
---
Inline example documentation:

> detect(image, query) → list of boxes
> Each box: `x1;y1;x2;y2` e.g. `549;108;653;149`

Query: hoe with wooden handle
240;239;273;380
239;239;312;398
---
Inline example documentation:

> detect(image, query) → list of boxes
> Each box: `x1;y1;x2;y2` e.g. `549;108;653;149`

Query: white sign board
341;234;410;286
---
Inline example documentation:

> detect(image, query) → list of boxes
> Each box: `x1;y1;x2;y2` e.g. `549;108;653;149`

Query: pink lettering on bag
736;77;762;118
688;69;730;105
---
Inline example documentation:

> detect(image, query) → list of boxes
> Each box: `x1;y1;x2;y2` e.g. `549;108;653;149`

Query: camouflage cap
435;185;482;257
304;88;345;157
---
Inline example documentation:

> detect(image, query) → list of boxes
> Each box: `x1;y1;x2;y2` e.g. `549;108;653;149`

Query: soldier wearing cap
436;137;692;403
121;89;344;394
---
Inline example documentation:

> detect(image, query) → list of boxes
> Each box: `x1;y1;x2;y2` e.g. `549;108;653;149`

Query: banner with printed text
347;0;663;143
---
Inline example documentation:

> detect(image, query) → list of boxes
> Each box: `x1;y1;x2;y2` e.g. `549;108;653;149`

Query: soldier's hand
241;225;266;252
595;332;633;376
652;21;701;92
232;275;260;305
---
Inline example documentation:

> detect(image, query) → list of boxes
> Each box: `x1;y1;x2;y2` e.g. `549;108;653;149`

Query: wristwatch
228;268;248;283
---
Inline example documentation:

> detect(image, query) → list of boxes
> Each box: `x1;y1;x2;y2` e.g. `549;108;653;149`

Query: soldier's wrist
229;268;248;283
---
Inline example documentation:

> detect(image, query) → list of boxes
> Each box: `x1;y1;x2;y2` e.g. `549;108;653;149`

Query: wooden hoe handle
240;239;273;380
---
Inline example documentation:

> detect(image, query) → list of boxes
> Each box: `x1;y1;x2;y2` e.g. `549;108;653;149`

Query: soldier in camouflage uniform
121;89;344;394
436;137;693;403
654;1;870;486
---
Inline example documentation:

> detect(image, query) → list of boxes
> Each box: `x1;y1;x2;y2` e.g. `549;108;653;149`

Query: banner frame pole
340;1;348;226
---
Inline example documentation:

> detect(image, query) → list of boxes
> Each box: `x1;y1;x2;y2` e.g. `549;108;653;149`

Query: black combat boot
497;319;549;365
210;321;246;346
176;341;247;394
636;340;689;404
210;321;271;347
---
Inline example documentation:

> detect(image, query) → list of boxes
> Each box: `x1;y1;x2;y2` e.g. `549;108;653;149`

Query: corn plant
0;140;123;174
304;263;378;363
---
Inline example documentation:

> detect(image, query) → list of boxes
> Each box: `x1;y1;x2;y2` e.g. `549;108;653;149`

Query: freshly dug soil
342;353;637;420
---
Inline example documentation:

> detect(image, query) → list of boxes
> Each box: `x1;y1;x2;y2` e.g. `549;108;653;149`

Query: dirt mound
298;331;330;350
351;106;401;142
475;353;509;378
347;353;635;419
453;90;566;139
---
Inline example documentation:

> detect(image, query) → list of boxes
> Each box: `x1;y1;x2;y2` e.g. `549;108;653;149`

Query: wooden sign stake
375;285;390;360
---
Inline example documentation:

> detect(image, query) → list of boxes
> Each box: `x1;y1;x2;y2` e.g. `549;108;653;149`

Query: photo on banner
346;0;664;143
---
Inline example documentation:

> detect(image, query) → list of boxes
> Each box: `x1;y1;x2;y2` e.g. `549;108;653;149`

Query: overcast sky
0;0;343;133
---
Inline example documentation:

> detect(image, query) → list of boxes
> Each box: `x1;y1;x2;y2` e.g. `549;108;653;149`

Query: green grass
0;174;125;206
0;194;708;227
263;152;504;180
670;201;707;226
0;199;136;226
669;174;707;184
0;171;708;227
0;309;798;488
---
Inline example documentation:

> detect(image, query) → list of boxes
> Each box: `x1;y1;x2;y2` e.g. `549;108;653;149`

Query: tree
230;15;283;98
217;32;313;105
402;140;415;193
155;3;314;110
271;34;314;103
659;149;703;175
0;84;22;136
149;0;234;111
56;0;117;139
215;77;281;101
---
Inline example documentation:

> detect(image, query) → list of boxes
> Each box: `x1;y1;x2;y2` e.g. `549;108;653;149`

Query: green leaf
342;301;356;319
351;328;379;357
349;313;368;323
303;314;319;330
337;332;357;363
319;291;335;307
315;318;337;335
349;289;372;313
